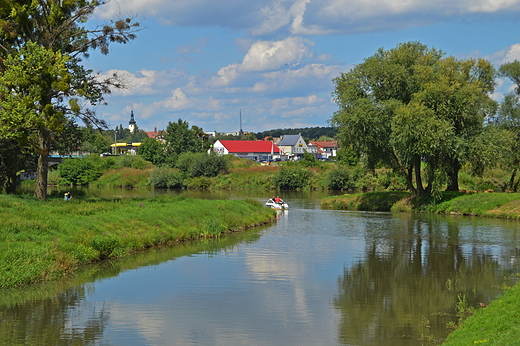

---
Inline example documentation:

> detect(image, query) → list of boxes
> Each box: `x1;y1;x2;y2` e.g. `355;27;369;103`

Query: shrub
148;168;184;188
57;158;99;185
189;152;229;177
185;176;211;189
116;155;141;168
274;167;309;190
131;157;147;170
327;165;353;190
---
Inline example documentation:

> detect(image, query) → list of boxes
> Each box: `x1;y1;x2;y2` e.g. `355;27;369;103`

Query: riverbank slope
0;194;276;288
321;191;520;219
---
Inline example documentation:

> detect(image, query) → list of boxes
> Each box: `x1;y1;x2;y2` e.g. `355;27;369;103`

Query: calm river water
2;189;520;345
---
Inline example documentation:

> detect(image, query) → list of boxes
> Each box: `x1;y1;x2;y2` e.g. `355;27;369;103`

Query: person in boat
275;196;281;203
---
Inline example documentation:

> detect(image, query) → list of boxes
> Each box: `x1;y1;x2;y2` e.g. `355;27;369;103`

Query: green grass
443;283;520;345
0;194;276;288
322;191;520;219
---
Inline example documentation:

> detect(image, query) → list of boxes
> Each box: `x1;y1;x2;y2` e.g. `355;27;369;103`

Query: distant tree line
254;127;336;142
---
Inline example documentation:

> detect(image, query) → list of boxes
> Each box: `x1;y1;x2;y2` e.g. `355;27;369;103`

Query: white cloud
486;43;520;65
161;88;191;110
95;0;520;37
240;37;315;72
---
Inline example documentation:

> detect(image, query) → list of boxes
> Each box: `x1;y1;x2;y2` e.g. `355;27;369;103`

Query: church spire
129;110;136;133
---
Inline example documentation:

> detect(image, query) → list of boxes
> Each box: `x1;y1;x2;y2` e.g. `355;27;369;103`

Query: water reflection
0;231;263;345
333;213;520;345
2;191;520;345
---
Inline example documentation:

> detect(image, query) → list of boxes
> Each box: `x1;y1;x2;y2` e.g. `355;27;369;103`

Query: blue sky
85;0;520;134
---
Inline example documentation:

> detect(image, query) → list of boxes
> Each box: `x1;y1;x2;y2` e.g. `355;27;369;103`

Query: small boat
265;198;288;210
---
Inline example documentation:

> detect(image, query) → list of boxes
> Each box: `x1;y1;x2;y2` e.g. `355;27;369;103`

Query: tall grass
0;194;276;288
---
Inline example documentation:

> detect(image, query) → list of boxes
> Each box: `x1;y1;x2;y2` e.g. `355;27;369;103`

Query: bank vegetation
0;194;275;289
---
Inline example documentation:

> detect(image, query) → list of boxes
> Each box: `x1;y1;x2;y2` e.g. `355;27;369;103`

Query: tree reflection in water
0;285;109;345
333;214;520;345
0;230;263;345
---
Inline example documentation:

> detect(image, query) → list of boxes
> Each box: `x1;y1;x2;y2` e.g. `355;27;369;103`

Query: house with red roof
213;140;281;161
308;140;339;158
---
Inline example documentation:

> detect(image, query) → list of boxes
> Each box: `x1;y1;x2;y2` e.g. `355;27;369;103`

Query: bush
185;176;211;189
131;157;147;170
189;152;229;177
57;158;99;185
274;167;309;190
116;155;141;168
177;152;229;178
149;168;184;188
327;165;353;190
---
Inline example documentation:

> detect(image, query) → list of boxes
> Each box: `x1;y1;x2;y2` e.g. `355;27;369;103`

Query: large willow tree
0;0;140;200
330;42;495;194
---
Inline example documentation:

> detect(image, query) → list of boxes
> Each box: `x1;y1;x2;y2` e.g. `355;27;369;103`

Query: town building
277;134;308;158
213;140;281;161
308;140;339;159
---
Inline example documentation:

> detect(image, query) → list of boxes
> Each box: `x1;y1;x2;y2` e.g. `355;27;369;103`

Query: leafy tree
163;119;204;167
0;138;32;193
499;60;520;94
494;92;520;190
331;42;495;194
0;0;140;200
138;138;165;166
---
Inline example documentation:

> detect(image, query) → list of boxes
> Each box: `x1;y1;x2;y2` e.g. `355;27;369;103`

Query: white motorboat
265;198;288;210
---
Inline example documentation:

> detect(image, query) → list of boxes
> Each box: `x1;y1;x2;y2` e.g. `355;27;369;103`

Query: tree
241;132;256;141
331;42;495;194
0;138;32;193
138;138;165;166
0;0;140;200
163;119;204;167
499;60;520;94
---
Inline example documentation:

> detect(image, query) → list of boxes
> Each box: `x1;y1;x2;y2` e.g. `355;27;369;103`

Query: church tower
129;110;136;133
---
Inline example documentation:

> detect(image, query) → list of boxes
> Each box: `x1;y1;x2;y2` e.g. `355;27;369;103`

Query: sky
84;0;520;134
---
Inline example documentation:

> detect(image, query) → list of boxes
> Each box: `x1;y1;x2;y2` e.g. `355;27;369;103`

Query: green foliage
274;167;309;190
299;151;318;167
163;119;204;167
116;155;144;168
57;158;98;185
327;165;354;190
148;168;184;188
131;157;147;170
189;153;229;177
254;126;336;141
138;138;165;166
331;41;497;194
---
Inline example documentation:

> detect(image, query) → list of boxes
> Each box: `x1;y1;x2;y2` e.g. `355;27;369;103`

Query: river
1;189;519;345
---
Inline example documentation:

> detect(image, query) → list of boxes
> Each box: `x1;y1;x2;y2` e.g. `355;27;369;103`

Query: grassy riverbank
443;282;520;345
0;194;275;289
322;191;520;219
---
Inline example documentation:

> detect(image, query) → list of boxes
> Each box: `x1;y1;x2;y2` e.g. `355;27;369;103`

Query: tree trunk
35;130;50;201
406;165;414;191
446;159;460;192
509;168;517;191
425;160;434;194
5;170;17;194
390;147;417;194
414;156;425;194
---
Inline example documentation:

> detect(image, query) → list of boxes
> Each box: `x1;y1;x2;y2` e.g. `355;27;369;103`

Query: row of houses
213;134;338;161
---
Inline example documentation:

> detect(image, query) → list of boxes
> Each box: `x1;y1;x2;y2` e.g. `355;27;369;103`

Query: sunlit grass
0;194;275;288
